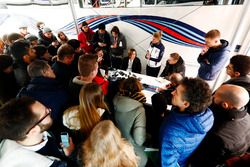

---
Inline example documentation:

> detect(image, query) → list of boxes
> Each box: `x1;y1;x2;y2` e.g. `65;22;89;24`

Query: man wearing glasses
0;97;74;166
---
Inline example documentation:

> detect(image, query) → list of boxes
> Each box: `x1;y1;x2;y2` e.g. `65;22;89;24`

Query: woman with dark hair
78;21;94;54
113;77;147;167
121;48;141;73
63;83;111;145
110;26;127;69
80;120;139;167
57;31;69;45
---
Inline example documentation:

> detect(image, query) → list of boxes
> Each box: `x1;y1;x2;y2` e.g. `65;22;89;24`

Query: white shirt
127;59;133;72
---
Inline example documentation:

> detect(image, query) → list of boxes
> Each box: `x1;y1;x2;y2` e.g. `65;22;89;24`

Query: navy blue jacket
198;39;230;80
52;61;74;88
17;77;69;129
160;107;214;167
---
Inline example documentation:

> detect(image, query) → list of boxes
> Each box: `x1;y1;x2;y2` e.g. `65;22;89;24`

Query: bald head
214;84;249;109
169;73;183;84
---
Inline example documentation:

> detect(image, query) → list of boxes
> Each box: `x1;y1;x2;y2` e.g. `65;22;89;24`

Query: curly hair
81;120;138;167
181;77;212;113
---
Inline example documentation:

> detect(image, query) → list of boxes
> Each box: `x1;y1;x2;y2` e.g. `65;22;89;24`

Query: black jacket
121;57;142;74
39;35;57;47
0;71;19;104
92;31;111;53
190;106;250;167
52;61;74;88
160;56;185;78
223;76;250;114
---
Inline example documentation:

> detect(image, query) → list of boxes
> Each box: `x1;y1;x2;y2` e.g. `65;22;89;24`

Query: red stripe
87;15;110;24
136;19;204;47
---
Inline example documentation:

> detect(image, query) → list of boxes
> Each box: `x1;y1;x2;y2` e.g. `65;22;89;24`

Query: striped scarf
129;92;146;103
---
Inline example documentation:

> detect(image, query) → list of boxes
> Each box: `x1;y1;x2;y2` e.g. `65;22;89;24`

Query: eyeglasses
26;108;51;134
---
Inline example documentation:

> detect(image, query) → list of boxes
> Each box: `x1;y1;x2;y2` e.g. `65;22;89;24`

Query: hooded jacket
113;95;147;167
198;39;230;80
160;107;214;167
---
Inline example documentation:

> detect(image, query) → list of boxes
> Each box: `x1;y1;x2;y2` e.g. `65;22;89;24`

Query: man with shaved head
224;54;250;113
190;84;250;167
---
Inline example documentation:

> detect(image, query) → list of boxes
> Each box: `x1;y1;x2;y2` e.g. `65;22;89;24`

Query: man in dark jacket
18;60;70;139
92;23;111;67
160;52;185;79
68;54;98;105
52;44;75;88
223;54;250;113
190;84;250;167
11;39;36;88
197;29;230;81
39;27;57;47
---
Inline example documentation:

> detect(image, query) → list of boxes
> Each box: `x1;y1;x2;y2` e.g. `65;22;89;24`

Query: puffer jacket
160;107;214;167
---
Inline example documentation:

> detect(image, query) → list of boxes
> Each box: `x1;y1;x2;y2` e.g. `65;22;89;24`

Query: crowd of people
0;20;250;167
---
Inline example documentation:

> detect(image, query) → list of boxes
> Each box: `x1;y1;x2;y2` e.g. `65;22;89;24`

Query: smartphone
60;132;69;148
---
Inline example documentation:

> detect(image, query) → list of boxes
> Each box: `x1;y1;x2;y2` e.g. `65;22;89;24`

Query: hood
63;107;80;130
72;76;85;86
210;39;230;53
113;95;143;113
176;56;184;66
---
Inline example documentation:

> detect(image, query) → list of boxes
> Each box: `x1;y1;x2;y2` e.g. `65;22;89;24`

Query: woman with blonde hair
80;120;138;167
113;77;147;167
145;31;165;77
63;83;110;145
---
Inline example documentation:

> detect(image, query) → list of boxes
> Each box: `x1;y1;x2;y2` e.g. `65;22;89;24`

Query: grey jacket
113;95;147;167
110;33;127;57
